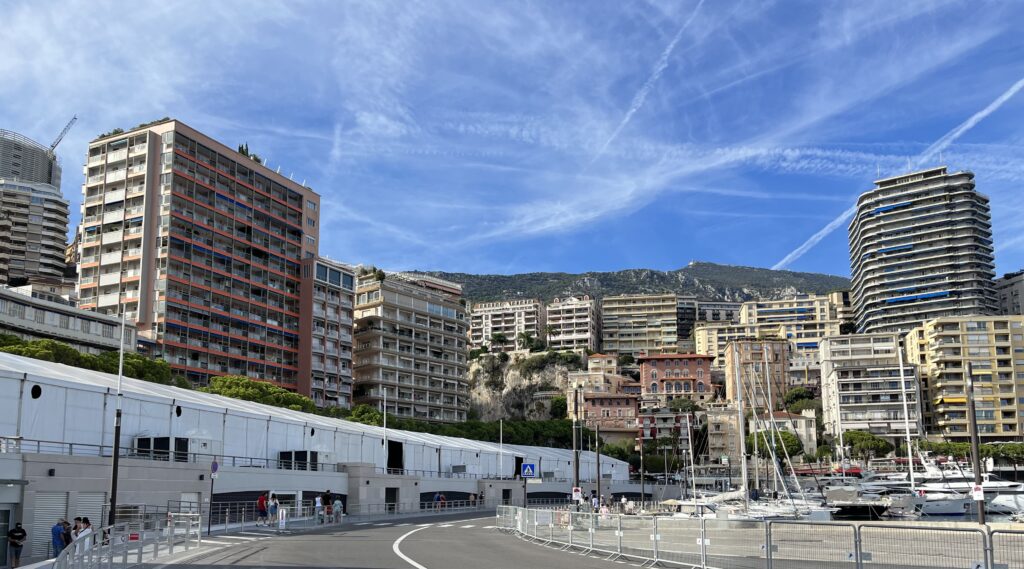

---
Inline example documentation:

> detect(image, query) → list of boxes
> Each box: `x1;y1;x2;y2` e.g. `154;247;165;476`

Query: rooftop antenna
276;166;281;174
49;115;78;155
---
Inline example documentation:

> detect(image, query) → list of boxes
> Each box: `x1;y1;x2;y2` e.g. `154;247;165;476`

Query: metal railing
52;513;201;569
496;505;1024;569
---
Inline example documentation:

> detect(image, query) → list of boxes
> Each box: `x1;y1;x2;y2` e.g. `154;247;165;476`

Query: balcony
87;173;105;186
85;193;103;205
103;210;124;224
102;230;123;244
99;273;121;287
100;251;122;265
106;169;127;183
129;143;147;156
88;154;105;165
129;164;147;177
98;293;120;306
107;149;128;163
104;189;126;204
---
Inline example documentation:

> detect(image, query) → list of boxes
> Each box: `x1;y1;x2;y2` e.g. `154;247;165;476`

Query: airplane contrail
773;74;1024;270
587;0;705;166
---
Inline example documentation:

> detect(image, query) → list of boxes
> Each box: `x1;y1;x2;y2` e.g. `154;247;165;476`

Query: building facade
996;270;1024;316
820;334;922;447
469;298;545;352
299;257;355;409
738;293;845;393
849;167;998;334
0;179;69;280
546;295;599;352
694;300;742;324
906;316;1024;441
638;354;717;408
0;212;10;285
0;286;136;354
706;402;742;470
353;272;470;422
601;293;683;358
0;128;62;187
637;408;697;458
77;119;320;387
724;339;789;410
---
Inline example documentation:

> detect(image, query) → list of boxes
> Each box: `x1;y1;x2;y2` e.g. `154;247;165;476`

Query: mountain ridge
414;261;851;303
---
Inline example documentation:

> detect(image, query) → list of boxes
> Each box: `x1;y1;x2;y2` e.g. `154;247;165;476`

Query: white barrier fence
496;505;1024;569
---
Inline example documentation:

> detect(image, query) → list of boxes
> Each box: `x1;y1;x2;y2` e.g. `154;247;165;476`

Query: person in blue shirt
51;518;67;556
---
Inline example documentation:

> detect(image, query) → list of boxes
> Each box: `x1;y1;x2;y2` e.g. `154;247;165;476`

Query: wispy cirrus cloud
2;0;1023;276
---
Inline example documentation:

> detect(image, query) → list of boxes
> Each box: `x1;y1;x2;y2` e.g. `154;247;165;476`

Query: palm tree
516;331;534;350
490;333;509;350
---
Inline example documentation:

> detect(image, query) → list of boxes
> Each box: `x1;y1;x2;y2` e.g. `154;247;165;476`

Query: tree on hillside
668;398;701;414
490;332;509;350
549;395;567;419
201;375;317;413
784;387;814;407
516;331;534;350
617;354;635;366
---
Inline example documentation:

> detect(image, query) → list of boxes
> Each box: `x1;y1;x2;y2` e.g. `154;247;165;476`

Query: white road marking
396;523;410;527
374;523;392;526
217;535;259;541
393;526;431;569
483;525;497;529
355;522;372;526
459;525;475;528
438;524;454;528
416;523;432;527
197;540;233;545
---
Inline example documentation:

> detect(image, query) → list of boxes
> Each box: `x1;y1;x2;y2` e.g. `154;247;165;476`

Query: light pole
107;309;127;526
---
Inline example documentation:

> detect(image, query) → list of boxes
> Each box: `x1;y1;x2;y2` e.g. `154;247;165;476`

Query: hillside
417;261;850;303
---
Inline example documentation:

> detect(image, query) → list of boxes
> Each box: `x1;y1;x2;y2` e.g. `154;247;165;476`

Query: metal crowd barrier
495;505;1024;569
52;513;202;569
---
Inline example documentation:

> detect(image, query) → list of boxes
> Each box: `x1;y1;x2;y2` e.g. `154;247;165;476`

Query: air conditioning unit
278;450;330;471
133;436;221;463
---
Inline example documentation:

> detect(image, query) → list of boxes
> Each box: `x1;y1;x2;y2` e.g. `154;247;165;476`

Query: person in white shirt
314;495;323;524
75;518;94;554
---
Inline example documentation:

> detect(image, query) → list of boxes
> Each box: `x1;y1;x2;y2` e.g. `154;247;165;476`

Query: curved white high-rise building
849;167;997;334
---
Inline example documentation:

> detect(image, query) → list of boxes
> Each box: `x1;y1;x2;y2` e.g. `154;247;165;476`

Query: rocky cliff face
417;261;849;303
467;353;573;421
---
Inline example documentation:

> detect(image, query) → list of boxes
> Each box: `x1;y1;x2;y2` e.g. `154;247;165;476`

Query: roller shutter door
74;492;106;528
31;492;68;558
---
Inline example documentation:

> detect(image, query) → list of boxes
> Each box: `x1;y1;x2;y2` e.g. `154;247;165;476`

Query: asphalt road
136;510;1015;569
141;511;637;569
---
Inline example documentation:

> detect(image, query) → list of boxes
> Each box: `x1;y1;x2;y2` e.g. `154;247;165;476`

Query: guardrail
51;513;201;569
496;505;1024;569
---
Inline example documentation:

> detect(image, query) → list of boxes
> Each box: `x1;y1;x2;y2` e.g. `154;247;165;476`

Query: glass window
328;269;341;286
649;383;658;394
342;273;354;290
315;264;328;281
307;200;317;211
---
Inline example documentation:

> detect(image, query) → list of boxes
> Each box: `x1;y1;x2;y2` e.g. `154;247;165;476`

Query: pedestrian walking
268;494;280;532
332;495;343;523
433;491;441;511
314;494;324;524
257;492;269;526
7;522;26;568
51;518;66;558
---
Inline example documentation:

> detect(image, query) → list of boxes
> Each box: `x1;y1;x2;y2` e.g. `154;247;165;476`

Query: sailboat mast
896;333;916;490
734;342;750;510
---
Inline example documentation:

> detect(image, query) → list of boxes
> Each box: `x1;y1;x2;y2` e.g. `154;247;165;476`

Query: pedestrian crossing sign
521;463;536;478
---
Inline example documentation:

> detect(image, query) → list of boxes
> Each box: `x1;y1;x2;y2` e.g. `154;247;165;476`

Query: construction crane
49;115;77;153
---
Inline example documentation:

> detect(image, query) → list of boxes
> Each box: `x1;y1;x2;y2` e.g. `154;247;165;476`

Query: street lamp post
107;310;127;526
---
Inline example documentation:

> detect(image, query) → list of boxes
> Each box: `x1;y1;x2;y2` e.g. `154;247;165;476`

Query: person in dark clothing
7;522;27;568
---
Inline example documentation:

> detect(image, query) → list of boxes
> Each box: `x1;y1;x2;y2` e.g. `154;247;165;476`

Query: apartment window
307;218;316;227
305;235;315;246
307;200;317;211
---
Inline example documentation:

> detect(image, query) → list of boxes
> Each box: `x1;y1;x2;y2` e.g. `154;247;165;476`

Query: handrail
51;513;201;569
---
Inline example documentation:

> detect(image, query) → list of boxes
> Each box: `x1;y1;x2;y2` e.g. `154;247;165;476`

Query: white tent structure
0;352;626;480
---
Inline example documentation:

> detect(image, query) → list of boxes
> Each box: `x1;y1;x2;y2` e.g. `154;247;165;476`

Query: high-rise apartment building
0;212;11;285
995;270;1024;316
601;293;683;357
0;128;69;282
0;128;62;187
0;179;69;280
353;272;470;422
739;293;844;392
469;298;545;352
820;333;922;448
77;119;320;387
299;257;355;409
906;316;1024;441
546;295;599;352
849;167;998;334
724;338;789;410
694;322;761;375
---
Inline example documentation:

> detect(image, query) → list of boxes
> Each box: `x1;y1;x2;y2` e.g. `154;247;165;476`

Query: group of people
255;492;280;526
4;516;94;568
314;490;343;524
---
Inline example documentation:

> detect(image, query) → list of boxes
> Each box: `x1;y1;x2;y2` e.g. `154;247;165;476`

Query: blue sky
3;1;1024;278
